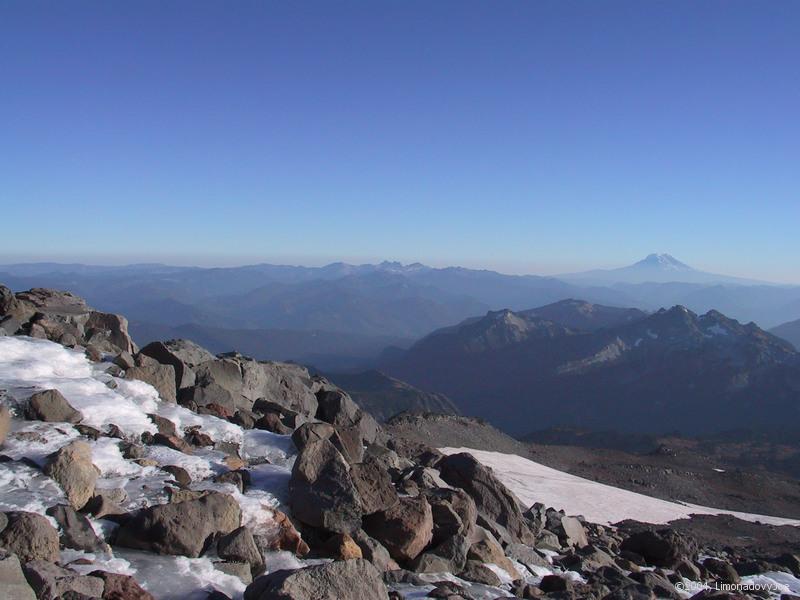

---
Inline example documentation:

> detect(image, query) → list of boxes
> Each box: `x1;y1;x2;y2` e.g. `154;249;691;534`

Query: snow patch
439;448;800;527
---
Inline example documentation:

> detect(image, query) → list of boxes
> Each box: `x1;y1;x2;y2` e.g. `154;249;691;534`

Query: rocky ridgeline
1;286;799;600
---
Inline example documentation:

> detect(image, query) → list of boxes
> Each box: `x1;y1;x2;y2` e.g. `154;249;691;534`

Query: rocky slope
384;302;800;435
1;286;799;600
323;370;460;422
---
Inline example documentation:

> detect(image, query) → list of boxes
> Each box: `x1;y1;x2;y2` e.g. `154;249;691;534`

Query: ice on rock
112;549;247;600
0;459;68;514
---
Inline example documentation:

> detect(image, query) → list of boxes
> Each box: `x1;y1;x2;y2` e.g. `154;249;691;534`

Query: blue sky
1;1;798;282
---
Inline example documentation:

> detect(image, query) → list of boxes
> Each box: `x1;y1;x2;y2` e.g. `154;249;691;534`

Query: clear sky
1;1;798;282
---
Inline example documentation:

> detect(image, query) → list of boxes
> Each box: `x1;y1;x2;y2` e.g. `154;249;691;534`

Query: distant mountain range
382;299;800;436
2;256;800;367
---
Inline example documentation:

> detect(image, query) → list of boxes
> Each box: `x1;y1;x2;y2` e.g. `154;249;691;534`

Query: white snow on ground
440;448;800;527
0;336;305;599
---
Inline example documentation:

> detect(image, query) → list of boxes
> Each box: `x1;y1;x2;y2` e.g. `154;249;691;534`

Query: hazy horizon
1;251;797;285
2;2;798;284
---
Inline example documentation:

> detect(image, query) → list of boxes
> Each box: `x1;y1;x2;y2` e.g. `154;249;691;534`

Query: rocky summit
1;286;799;600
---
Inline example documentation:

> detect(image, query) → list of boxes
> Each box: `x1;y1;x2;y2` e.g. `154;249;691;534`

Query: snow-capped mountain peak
634;253;693;271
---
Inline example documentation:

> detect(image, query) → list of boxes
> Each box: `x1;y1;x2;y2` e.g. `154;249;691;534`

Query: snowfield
440;447;800;527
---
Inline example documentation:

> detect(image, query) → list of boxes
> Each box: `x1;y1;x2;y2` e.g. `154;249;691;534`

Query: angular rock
21;560;104;600
459;560;503;586
115;491;241;557
620;529;697;568
363;495;433;563
140;339;215;390
424;487;477;544
43;440;98;509
412;533;469;574
25;389;82;423
289;438;362;534
467;537;520;579
351;529;399;572
350;457;398;515
126;363;177;403
0;550;37;600
151;433;193;454
89;570;155;600
243;558;388;600
218;526;265;575
161;464;192;487
560;515;589;548
437;452;534;545
46;504;105;552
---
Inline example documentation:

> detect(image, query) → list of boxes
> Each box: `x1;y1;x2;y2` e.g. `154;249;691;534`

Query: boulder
89;570;155;600
316;389;381;447
412;533;470;574
560;515;589;548
467;537;520;579
162;464;192;487
115;491;241;557
363;495;433;563
0;550;37;600
703;558;740;585
218;526;265;575
620;529;697;568
43;440;98;509
243;558;388;600
140;339;215;390
351;530;399;571
423;487;477;543
151;433;193;454
46;504;105;552
25;389;82;423
288;438;362;534
350;457;398;515
291;421;362;464
126;362;177;403
7;287;136;354
458;560;503;586
21;560;104;600
437;452;534;545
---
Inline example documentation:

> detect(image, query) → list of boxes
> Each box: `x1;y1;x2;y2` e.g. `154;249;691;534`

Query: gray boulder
140;339;215;390
46;504;106;553
351;530;399;572
25;389;82;423
289;438;362;534
126;360;177;403
0;512;60;563
6;287;136;354
437;452;534;545
363;495;433;563
244;558;388;600
350;457;398;515
423;487;477;543
43;440;98;510
115;491;241;557
0;550;36;600
218;526;265;575
21;560;104;600
560;515;589;548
